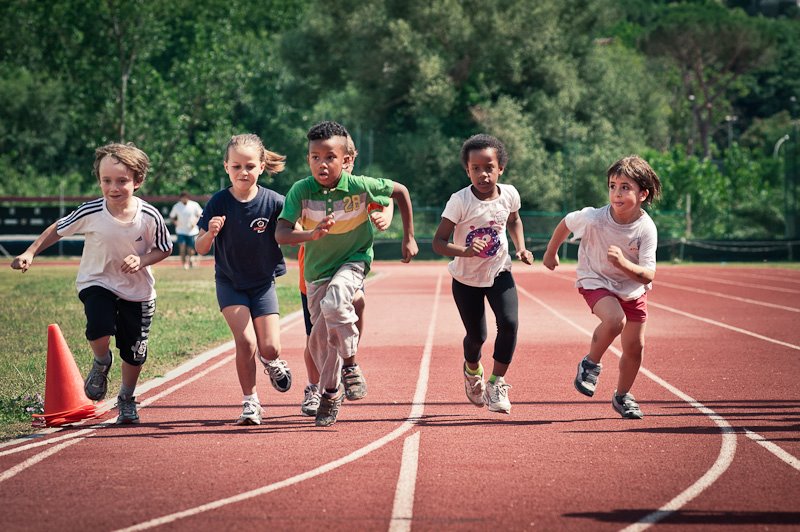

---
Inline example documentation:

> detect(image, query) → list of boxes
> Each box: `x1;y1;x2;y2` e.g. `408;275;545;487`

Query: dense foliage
0;0;797;239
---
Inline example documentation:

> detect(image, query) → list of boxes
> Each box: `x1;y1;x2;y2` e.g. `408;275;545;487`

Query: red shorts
578;287;648;323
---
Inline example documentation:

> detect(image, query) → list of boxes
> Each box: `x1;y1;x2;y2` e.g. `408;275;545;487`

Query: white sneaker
483;377;512;414
463;363;485;407
235;400;263;425
300;384;321;416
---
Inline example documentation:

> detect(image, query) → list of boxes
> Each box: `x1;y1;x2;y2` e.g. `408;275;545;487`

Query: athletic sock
489;374;498;384
95;351;112;366
243;393;260;404
465;363;483;376
118;384;135;401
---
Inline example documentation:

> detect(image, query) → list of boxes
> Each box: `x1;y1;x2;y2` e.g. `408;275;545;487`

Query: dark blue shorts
176;234;196;247
216;276;279;318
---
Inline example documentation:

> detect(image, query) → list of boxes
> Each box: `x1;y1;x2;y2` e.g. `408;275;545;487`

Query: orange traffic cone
32;324;97;427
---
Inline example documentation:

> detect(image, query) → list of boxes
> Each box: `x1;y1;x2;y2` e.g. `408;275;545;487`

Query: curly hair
306;121;350;142
460;134;509;168
93;143;150;184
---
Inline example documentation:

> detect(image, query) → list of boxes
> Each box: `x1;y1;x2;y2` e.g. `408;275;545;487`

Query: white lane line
658;281;800;313
665;272;800;294
517;286;737;532
389;432;421;532
648;301;800;351
0;437;84;482
114;273;443;532
743;429;800;472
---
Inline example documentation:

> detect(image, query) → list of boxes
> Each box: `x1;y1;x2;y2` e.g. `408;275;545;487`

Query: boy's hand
11;252;34;272
401;236;418;263
542;250;559;270
310;214;335;241
369;209;391;232
607;245;626;268
208;215;226;237
516;249;534;265
122;254;142;274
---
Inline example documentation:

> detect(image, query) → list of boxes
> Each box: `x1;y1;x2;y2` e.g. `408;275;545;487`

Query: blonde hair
93;143;150;184
224;133;286;175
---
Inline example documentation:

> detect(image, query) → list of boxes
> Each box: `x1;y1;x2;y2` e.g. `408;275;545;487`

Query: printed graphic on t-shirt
628;237;641;253
250;217;269;233
465;222;501;258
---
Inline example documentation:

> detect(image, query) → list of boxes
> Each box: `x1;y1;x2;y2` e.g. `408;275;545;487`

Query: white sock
243;393;260;404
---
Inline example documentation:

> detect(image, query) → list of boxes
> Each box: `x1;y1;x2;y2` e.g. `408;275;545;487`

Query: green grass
0;258;300;441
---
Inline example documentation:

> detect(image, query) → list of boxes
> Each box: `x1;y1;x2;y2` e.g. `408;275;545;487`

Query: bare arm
607;246;655;284
506;211;534;265
121;247;173;274
542;218;570;270
10;222;62;272
390;182;418;263
275;216;335;245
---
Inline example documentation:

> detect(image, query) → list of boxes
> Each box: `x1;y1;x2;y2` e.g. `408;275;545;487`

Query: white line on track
389;431;421;532
113;273;443;532
658;280;800;313
517;286;737;531
743;429;800;471
665;272;800;294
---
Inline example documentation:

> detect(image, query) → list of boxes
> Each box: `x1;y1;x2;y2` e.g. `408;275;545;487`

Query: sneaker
260;356;292;392
235;400;264;425
612;391;644;419
116;396;140;424
300;384;321;416
574;355;602;397
483;377;512;414
463;363;485;407
315;385;344;427
341;364;367;400
84;355;112;401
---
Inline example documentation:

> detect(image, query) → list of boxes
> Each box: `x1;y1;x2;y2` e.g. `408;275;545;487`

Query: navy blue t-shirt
198;185;286;290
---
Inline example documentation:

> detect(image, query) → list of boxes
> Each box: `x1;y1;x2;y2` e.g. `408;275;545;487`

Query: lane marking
743;429;800;472
0;437;84;482
114;273;443;532
648;301;800;351
517;286;736;532
658;280;799;313
665;272;800;294
389;432;421;532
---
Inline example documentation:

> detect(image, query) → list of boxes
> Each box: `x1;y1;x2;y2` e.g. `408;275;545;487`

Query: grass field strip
114;272;442;532
519;282;736;531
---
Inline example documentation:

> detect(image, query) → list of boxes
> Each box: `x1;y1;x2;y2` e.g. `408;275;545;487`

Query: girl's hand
122;254;142;274
11;252;34;272
516;249;534;265
310;214;335;241
607;245;625;268
464;238;487;257
209;215;226;237
542;251;559;271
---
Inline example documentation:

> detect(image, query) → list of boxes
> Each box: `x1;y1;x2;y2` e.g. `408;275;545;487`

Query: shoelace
620;395;640;411
490;382;511;401
583;364;600;384
266;359;288;379
466;374;484;393
118;398;138;418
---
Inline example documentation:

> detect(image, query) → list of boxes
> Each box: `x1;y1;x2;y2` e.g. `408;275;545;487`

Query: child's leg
253;313;281;361
343;289;365;366
119;360;143;399
616;320;646;395
88;337;112;362
221;305;258;395
485;271;519;378
587;297;626;364
451;279;487;371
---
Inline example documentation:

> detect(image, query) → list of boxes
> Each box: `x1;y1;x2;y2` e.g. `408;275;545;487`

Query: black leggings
451;270;519;366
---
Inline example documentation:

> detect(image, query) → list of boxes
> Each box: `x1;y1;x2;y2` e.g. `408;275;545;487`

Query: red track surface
1;262;798;531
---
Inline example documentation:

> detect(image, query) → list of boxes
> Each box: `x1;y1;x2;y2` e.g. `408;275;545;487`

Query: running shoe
315;385;344;427
574;355;602;397
301;384;321;416
341;364;367;400
612;391;644;419
235;400;264;425
463;363;485;407
84;355;112;401
483;377;512;414
259;355;292;392
116;396;140;424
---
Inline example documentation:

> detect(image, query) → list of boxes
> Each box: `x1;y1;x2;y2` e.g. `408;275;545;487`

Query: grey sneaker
574;355;602;397
260;356;292;392
315;385;344;427
612;392;644;419
235;400;264;425
84;356;112;401
116;396;140;424
483;377;512;414
341;364;367;400
463;363;485;407
301;384;321;416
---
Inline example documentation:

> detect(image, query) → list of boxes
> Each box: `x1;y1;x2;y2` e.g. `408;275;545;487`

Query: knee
602;315;626;337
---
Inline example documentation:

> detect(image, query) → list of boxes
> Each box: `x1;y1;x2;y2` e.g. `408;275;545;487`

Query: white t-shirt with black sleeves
441;183;521;287
565;204;657;301
56;197;173;302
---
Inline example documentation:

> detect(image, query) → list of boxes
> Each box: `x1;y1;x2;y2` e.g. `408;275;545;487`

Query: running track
1;262;798;531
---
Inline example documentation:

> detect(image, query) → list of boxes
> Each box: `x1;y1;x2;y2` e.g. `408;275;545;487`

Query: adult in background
170;191;203;269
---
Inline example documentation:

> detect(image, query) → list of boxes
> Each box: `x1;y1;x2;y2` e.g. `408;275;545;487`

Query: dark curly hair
307;121;350;142
460;134;508;168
